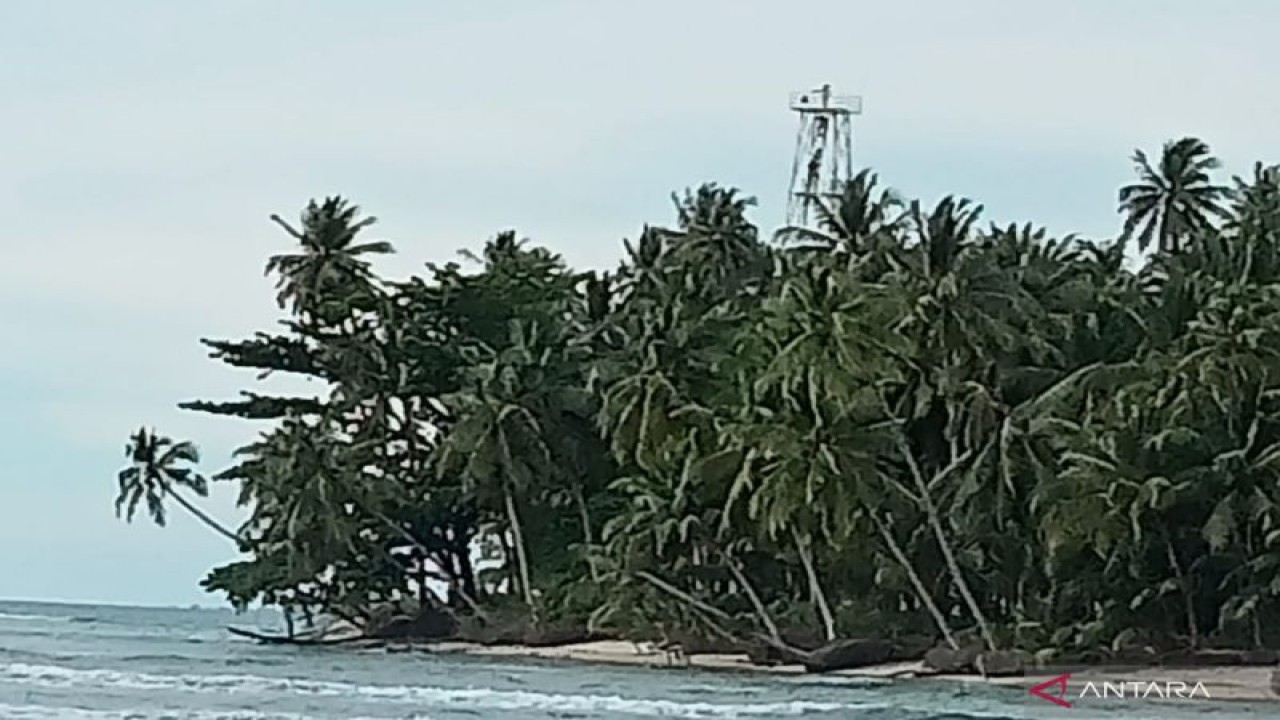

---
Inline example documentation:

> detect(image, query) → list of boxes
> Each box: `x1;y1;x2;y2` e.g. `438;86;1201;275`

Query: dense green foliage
118;139;1280;657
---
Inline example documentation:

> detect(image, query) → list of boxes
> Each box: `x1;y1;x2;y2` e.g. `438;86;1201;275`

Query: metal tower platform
785;85;862;230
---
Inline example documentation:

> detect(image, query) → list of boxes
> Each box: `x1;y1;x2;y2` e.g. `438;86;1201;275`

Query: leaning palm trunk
791;527;837;641
724;555;784;646
871;511;959;649
635;571;744;646
160;483;241;546
363;506;485;615
504;487;537;620
897;441;997;651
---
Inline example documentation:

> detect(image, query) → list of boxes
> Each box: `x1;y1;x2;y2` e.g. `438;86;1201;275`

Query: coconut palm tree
663;183;770;302
434;319;580;616
1119;137;1230;255
265;196;394;321
115;428;241;546
775;168;905;265
736;258;964;645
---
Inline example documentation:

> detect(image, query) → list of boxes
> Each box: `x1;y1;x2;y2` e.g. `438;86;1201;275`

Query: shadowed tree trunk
792;527;836;641
1166;538;1200;649
505;487;537;620
897;440;997;651
871;511;959;649
575;485;601;582
725;556;783;646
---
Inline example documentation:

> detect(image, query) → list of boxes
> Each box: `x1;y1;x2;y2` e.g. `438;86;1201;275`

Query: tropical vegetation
115;138;1280;659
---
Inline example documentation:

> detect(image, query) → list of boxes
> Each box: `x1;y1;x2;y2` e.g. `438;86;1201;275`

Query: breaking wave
0;701;1040;720
0;706;327;720
0;612;69;623
0;662;856;718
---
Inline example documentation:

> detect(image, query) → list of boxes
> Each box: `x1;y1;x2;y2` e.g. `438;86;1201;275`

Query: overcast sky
1;0;1276;607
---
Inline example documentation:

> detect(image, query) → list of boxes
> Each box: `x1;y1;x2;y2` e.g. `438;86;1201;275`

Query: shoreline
374;638;1280;705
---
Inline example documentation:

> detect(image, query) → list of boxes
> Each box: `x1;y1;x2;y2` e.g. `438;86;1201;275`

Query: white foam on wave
0;662;856;718
0;705;443;720
0;705;354;720
0;612;68;623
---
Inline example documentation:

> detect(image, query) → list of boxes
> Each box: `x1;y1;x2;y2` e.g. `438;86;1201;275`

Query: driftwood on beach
226;625;364;646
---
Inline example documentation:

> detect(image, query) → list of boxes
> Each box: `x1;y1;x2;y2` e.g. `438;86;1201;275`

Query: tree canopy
120;138;1280;658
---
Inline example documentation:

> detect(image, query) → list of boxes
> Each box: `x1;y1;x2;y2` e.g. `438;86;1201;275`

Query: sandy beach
408;639;1280;705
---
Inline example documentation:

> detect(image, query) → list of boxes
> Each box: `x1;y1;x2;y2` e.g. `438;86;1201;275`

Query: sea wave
0;646;294;671
0;612;69;623
116;652;291;669
0;647;79;663
1;704;1020;720
0;623;228;645
0;701;1076;720
0;662;857;717
0;705;335;720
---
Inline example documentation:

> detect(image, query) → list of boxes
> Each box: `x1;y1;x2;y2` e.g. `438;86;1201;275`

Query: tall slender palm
265;196;395;320
115;428;241;545
887;196;1016;651
722;289;892;640
1119;137;1230;255
435;320;582;616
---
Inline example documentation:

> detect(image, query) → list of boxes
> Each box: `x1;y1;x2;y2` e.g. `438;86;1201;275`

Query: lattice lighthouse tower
784;85;862;230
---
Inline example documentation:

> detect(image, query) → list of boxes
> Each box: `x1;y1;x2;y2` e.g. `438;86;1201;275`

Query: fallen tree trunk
226;625;364;646
635;570;809;663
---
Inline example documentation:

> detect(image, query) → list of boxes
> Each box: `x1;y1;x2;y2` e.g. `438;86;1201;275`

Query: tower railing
788;91;862;114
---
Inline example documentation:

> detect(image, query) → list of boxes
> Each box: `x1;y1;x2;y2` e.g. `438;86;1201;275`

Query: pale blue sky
1;0;1276;607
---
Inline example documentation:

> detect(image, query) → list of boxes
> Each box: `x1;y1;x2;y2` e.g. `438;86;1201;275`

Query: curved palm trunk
504;488;537;620
791;527;836;641
161;484;241;546
871;512;959;649
897;441;997;651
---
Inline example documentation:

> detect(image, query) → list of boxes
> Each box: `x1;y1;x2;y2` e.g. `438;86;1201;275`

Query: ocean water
0;600;1273;719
